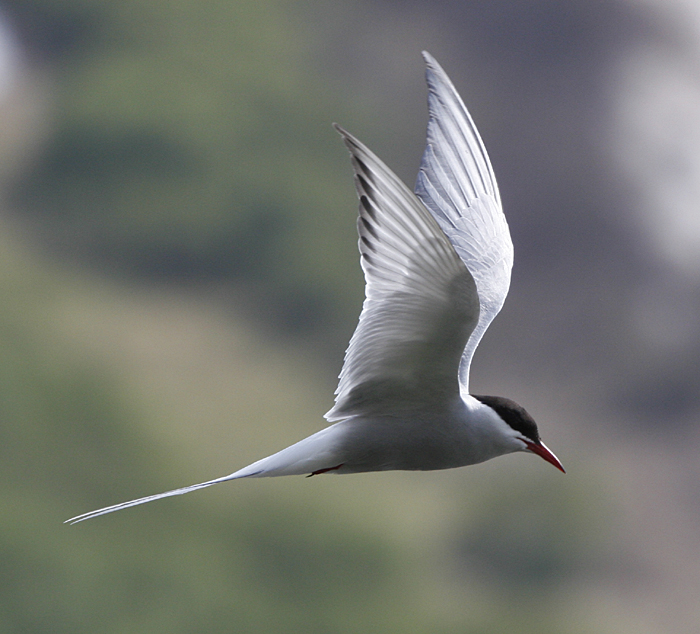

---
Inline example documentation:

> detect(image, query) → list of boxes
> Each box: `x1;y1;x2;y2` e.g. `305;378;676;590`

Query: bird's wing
415;52;513;393
325;125;480;422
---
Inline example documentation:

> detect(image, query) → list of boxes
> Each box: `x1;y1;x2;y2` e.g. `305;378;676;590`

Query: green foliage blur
1;1;615;632
11;0;362;338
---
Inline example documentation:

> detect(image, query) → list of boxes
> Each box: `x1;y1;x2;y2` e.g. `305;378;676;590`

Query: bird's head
473;395;565;473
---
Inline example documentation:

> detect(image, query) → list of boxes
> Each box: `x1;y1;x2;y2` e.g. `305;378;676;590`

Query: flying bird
66;52;563;525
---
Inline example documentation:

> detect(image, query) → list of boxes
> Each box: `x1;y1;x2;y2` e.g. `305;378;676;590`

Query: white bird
66;52;563;525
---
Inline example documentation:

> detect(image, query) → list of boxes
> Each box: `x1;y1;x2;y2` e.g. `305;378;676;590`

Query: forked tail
65;470;262;525
66;423;348;524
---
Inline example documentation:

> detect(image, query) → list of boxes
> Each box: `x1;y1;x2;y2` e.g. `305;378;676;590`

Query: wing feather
415;52;513;392
326;125;480;422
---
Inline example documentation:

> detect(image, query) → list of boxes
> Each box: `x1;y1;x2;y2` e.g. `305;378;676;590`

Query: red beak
524;440;565;473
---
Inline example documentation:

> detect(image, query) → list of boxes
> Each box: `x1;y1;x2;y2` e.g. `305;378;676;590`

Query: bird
66;52;564;525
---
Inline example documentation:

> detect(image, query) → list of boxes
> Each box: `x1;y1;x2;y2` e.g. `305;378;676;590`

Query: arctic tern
67;52;564;525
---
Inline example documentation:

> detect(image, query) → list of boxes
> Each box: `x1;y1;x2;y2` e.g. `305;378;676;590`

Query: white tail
64;470;261;524
65;422;349;524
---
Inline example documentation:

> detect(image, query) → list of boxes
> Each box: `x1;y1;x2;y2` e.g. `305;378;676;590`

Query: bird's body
238;395;522;477
67;52;563;525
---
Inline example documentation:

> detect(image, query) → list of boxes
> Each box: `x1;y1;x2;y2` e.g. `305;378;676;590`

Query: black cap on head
473;395;540;443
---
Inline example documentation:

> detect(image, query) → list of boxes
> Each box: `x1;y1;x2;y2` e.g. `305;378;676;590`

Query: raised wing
415;52;513;393
325;125;479;422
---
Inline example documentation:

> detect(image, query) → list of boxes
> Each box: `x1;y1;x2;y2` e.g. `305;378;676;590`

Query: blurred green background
1;0;700;632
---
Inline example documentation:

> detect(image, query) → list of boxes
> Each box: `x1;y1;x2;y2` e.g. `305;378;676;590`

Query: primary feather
324;124;479;422
416;52;513;392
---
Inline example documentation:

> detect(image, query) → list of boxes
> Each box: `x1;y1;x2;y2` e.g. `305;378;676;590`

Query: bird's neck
457;394;522;463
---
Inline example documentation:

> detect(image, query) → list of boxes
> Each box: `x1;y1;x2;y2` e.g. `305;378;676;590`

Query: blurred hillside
1;0;700;632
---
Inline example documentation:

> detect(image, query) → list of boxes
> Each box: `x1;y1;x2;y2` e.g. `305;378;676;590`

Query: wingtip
422;52;451;89
332;123;365;156
422;51;445;75
332;122;353;143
